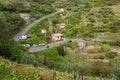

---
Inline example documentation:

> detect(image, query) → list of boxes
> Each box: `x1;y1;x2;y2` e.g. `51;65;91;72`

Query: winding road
13;11;60;41
13;9;116;53
29;38;117;53
28;38;85;52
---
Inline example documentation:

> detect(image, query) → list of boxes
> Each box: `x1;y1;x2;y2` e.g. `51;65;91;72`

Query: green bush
99;55;105;59
105;52;118;58
99;44;111;53
67;42;78;49
0;40;24;62
88;49;99;54
0;12;25;40
56;44;65;56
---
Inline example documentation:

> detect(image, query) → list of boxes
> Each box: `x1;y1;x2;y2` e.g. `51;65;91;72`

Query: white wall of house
52;34;62;41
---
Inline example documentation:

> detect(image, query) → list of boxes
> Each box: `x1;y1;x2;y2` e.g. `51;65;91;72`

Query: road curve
28;38;117;53
28;38;85;53
13;11;60;41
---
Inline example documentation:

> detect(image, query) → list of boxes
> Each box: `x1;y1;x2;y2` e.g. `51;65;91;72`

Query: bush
0;40;24;62
88;49;99;54
56;44;65;56
0;12;25;40
67;42;78;49
99;55;105;59
105;52;118;58
99;44;111;53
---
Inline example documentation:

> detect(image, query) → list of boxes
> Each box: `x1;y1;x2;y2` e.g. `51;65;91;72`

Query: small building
77;41;86;49
19;13;30;23
59;8;64;12
52;33;63;41
58;8;64;13
93;21;103;27
41;29;47;34
47;20;52;25
57;23;65;29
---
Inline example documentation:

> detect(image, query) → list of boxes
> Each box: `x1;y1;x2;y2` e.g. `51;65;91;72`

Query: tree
0;40;24;62
78;62;92;80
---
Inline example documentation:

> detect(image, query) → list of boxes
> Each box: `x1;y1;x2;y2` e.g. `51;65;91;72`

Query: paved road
28;38;117;52
28;38;85;52
13;11;60;41
92;39;117;42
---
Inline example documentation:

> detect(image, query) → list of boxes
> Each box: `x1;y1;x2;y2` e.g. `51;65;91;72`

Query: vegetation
0;56;72;80
0;40;25;62
0;0;120;79
105;52;118;58
67;42;78;49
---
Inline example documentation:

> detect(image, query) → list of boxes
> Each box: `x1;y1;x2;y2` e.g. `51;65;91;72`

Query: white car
22;44;30;48
38;44;45;47
32;44;38;47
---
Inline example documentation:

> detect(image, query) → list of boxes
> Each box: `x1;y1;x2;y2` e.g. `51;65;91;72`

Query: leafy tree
78;62;92;80
0;40;24;62
56;44;65;56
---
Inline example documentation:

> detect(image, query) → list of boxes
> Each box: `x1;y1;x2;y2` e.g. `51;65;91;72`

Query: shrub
105;52;118;58
0;40;24;62
99;55;105;59
88;49;99;54
56;44;65;56
99;44;111;53
67;42;78;49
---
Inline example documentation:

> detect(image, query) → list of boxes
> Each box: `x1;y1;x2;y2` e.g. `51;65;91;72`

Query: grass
67;42;78;49
33;47;64;62
0;56;72;80
19;37;47;45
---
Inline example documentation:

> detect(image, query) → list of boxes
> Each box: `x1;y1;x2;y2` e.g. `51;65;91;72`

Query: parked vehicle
19;34;31;40
32;44;38;47
38;44;45;47
26;34;31;38
22;44;30;48
46;45;49;48
66;40;72;43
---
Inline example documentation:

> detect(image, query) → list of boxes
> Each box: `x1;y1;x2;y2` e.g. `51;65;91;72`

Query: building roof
52;33;63;36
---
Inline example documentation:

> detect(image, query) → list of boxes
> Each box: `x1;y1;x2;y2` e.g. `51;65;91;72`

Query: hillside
0;0;120;80
0;56;73;80
0;0;56;40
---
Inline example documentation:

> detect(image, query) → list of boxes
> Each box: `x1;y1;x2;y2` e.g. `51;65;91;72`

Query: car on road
22;44;30;48
26;34;31;38
32;44;38;47
66;40;72;43
38;44;45;47
46;45;49;48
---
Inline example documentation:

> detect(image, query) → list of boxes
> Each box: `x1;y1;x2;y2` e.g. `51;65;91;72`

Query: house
57;23;65;29
77;41;86;49
47;20;52;25
93;21;103;27
58;8;64;13
19;13;30;23
41;29;47;34
52;33;63;41
59;8;64;12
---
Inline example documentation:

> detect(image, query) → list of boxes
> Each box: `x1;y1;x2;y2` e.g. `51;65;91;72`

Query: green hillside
0;0;120;80
0;56;73;80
